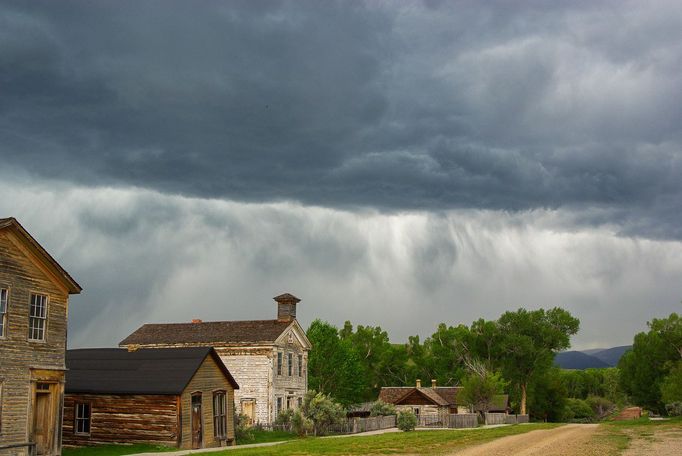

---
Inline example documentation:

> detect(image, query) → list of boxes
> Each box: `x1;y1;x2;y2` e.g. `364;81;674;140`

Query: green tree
306;319;365;405
497;308;580;415
301;390;345;436
619;313;681;413
459;363;507;419
339;322;393;401
527;368;569;422
661;361;682;404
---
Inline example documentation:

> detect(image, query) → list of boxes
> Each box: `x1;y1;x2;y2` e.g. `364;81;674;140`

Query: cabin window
298;354;303;377
213;391;227;439
287;353;293;376
28;293;48;341
277;352;283;376
75;402;91;435
0;288;8;338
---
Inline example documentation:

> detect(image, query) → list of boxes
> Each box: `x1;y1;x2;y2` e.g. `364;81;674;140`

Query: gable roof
0;217;82;294
119;319;294;347
65;347;238;395
379;386;508;412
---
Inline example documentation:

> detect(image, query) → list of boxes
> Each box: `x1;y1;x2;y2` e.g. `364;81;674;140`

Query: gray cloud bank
2;182;680;349
2;1;682;239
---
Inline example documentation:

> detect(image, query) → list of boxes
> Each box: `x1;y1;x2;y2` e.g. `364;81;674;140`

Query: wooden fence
328;415;397;434
417;413;478;429
484;412;508;425
504;414;529;424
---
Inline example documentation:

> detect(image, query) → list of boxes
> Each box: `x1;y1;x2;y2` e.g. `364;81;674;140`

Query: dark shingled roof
65;347;239;395
119;319;292;346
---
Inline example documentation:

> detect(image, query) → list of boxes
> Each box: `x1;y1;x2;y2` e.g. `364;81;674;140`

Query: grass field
593;416;682;454
222;423;561;455
237;429;298;445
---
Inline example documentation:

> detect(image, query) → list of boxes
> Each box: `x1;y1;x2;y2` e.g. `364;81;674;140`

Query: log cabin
0;217;82;456
63;347;238;449
119;293;311;425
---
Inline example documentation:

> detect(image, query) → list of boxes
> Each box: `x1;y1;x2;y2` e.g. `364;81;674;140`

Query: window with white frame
75;402;91;435
28;293;48;341
276;397;283;417
0;288;8;338
213;391;227;439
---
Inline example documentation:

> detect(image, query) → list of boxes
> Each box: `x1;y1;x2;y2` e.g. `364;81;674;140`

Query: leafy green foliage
619;313;681;413
369;400;396;417
526;368;568;422
459;368;507;415
397;410;417;431
563;398;595;421
235;413;255;442
301;390;345;436
661;361;682;404
307;319;366;405
497;308;580;414
291;410;314;437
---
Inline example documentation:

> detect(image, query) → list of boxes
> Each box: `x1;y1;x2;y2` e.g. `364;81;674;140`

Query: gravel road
450;424;601;456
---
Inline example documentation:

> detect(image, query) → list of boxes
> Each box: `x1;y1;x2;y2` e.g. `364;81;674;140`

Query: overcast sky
1;0;681;350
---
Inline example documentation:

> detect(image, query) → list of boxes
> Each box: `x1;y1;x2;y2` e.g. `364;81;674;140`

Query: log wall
62;394;179;447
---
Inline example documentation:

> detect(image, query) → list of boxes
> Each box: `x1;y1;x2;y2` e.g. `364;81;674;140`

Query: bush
564;398;596;422
369;400;396;417
301;390;344;436
275;408;294;426
665;402;682;417
585;395;615;419
235;413;254;442
291;410;314;436
397;410;417;431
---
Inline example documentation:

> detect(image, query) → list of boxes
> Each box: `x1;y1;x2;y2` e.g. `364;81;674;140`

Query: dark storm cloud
2;0;682;238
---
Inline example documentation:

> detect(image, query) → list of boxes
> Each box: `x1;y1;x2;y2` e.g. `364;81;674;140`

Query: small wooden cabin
63;347;239;450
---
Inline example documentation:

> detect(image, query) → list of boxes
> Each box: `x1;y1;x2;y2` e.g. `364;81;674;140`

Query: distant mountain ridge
555;345;632;370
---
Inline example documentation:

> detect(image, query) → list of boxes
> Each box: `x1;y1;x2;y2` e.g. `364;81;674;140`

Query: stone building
0;217;82;456
119;293;311;425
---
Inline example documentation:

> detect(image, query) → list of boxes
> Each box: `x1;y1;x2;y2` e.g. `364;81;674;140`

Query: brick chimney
416;379;421;388
432;379;437;388
274;293;301;322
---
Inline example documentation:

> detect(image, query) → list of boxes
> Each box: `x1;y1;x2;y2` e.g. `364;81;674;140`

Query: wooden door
191;394;202;449
33;390;53;455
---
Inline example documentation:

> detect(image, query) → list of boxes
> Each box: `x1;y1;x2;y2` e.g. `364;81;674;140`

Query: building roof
119;319;294;346
379;386;509;412
0;217;82;294
65;347;239;395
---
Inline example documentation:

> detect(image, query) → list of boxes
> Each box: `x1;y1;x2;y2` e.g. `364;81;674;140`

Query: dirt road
450;424;601;456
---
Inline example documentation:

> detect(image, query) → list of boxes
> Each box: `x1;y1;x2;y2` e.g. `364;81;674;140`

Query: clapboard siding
0;229;71;456
62;394;179;446
180;355;235;449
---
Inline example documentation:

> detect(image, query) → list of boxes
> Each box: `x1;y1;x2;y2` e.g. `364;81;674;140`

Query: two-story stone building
119;293;311;425
0;217;82;456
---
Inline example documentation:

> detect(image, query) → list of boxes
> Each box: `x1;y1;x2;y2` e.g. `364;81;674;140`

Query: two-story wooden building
0;217;82;456
119;293;311;425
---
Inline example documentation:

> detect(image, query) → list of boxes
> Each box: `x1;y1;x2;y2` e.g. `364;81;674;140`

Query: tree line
307;308;682;420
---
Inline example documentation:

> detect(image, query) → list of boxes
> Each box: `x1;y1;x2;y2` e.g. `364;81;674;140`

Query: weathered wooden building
379;380;509;419
63;347;238;449
119;293;311;425
0;217;82;456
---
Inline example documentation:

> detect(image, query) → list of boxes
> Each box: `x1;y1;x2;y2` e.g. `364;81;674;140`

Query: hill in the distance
555;345;632;370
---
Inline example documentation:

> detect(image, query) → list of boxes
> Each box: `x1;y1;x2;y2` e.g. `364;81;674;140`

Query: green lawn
238;429;298;445
62;443;175;456
221;423;561;455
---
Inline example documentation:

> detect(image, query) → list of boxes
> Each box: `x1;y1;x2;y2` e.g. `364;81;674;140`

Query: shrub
275;408;294;427
301;390;344;436
585;395;615;419
291;410;314;436
665;402;682;417
564;398;595;422
397;410;417;431
235;413;254;442
369;400;397;417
